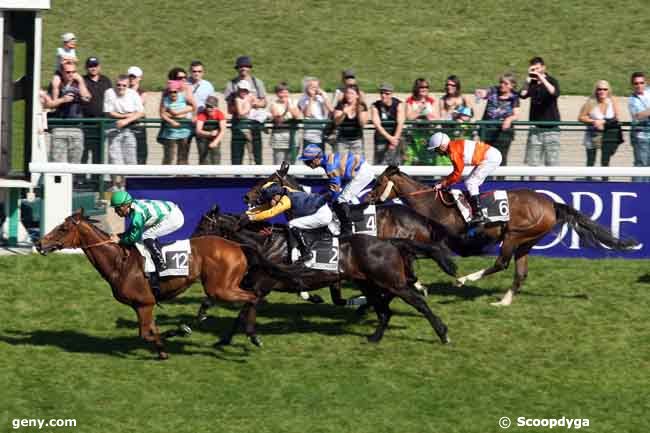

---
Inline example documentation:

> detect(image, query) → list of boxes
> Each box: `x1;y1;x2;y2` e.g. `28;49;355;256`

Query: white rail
28;162;650;178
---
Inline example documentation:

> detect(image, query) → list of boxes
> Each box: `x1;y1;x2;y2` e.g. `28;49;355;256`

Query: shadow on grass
427;282;590;304
637;273;650;284
0;328;251;362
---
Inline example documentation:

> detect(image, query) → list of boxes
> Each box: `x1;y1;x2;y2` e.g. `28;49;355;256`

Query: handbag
604;119;624;145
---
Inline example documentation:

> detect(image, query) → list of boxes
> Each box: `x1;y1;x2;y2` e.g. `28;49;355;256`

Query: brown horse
35;210;299;359
366;166;638;306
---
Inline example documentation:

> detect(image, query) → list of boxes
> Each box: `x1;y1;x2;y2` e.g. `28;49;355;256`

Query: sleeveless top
335;101;367;140
584;98;615;148
373;97;400;135
161;93;191;140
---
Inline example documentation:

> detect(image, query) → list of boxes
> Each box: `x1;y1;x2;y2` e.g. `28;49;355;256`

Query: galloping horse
35;210;300;359
194;206;457;345
367;166;638;306
243;161;453;296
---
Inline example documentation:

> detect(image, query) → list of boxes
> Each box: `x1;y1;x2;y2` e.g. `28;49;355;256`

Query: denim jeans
631;129;650;182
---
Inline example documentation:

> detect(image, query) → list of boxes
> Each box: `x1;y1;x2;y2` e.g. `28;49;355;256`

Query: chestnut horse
35;210;301;359
366;166;638;306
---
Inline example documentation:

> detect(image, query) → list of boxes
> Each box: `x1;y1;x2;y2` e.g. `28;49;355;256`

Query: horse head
193;205;241;238
35;209;88;255
243;161;304;205
367;165;402;203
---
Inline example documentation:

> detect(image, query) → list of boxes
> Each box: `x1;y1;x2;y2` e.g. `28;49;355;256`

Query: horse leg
393;287;449;344
299;291;325;304
215;304;246;346
456;241;515;286
243;302;262;347
135;305;168;360
367;293;394;343
414;281;428;297
196;296;216;324
492;248;531;307
329;280;347;306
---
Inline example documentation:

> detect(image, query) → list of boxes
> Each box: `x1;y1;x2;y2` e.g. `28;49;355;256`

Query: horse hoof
455;278;465;287
214;338;232;347
178;324;192;336
196;314;207;323
366;335;381;344
441;334;451;345
307;294;325;304
158;352;169;360
490;300;510;307
249;335;263;347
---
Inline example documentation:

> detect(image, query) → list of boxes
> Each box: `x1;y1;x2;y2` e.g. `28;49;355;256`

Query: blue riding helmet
299;143;323;161
260;183;285;203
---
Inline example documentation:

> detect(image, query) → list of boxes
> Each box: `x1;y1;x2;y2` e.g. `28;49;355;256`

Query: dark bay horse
194;206;457;345
366;165;639;306
35;210;301;359
243;161;451;295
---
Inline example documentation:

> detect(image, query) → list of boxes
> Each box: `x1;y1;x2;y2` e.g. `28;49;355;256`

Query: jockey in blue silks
299;143;374;235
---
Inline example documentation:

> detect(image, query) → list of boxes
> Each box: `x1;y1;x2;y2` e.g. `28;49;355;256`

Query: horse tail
554;203;639;250
239;244;308;288
388;239;457;277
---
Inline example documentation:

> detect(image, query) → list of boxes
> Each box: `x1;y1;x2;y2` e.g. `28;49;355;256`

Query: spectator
578;80;622;179
333;69;366;105
103;75;145;190
55;32;77;69
48;61;91;164
230;80;259;164
270;82;302;164
164;67;197;112
224;56;267;164
333;84;368;155
127;66;148;164
475;73;520;167
187;60;215;113
195;95;226;165
439;75;474;139
628;72;650;182
519;57;561;177
404;78;439;165
371;82;404;165
81;56;112;165
298;77;333;152
159;80;192;165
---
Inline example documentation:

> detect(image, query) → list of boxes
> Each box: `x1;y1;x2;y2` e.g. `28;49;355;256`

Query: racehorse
35;210;301;359
243;161;451;296
366;165;639;306
194;206;457;345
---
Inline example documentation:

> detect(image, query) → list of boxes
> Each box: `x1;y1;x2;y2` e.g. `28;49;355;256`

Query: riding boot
333;202;353;236
290;227;313;264
286;228;297;264
468;195;487;226
143;238;167;300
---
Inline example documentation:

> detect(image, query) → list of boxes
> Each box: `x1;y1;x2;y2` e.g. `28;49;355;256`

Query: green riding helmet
110;190;133;208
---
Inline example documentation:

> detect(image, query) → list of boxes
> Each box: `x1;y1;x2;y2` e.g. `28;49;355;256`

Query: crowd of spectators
40;32;650;188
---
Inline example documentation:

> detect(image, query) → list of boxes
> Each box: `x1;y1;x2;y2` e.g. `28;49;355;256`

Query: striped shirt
120;199;174;245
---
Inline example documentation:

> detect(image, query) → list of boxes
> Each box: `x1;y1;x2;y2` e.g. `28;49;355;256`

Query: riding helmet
110;190;133;208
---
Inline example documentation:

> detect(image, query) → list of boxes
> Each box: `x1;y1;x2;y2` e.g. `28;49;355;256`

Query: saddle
135;239;191;277
450;190;510;225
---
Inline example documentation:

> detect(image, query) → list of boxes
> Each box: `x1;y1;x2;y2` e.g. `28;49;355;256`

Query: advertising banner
127;177;648;259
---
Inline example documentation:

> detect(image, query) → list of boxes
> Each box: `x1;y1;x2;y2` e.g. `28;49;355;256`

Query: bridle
71;218;116;249
377;175;455;206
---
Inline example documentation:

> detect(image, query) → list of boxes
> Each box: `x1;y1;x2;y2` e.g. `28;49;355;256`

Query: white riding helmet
428;132;450;151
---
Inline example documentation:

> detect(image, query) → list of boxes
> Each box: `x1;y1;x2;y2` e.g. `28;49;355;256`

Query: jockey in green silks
110;190;184;299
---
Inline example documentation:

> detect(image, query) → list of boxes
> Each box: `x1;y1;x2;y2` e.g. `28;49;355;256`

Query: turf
1;253;648;433
42;1;647;94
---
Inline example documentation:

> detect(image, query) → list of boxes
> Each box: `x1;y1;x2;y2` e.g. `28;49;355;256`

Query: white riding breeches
337;162;374;204
464;147;502;196
289;204;333;230
142;205;185;239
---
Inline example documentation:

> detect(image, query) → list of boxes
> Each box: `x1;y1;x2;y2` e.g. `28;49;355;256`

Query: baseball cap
342;69;356;79
428;132;450;151
127;66;143;78
205;95;219;107
85;57;100;68
379;82;394;92
274;82;289;92
235;56;253;69
61;32;76;42
237;80;252;91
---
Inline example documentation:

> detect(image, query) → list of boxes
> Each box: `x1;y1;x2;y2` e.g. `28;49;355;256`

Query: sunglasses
596;88;609;91
380;91;392;94
633;81;645;85
191;69;203;73
64;71;76;74
168;90;179;94
419;86;429;90
115;84;128;88
176;75;187;80
446;83;457;87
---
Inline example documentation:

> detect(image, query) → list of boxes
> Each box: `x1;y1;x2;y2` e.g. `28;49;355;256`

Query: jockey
299;143;374;235
239;182;332;264
110;191;185;299
428;132;503;225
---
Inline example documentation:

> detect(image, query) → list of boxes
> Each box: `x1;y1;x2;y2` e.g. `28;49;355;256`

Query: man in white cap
428;132;502;225
127;66;148;164
56;32;77;67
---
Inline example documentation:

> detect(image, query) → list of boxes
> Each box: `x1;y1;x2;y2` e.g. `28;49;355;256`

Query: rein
380;177;455;206
81;239;114;249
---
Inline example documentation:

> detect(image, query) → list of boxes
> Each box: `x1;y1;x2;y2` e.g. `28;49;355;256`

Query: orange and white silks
439;139;502;195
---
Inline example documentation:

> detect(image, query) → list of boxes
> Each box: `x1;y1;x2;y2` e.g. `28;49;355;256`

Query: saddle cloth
350;204;378;236
450;189;510;224
135;239;191;277
291;228;339;272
